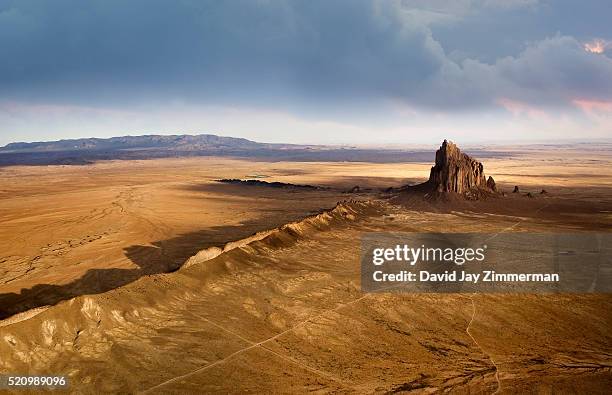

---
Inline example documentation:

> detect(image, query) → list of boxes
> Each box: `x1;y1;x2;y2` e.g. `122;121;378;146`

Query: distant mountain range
0;134;278;153
0;133;506;166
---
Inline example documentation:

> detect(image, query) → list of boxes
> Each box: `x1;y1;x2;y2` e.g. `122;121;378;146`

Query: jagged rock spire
428;140;494;195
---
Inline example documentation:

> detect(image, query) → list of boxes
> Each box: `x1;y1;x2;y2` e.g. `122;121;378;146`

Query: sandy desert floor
0;145;611;393
1;157;415;318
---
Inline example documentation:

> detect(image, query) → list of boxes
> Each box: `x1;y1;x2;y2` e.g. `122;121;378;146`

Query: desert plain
0;142;611;393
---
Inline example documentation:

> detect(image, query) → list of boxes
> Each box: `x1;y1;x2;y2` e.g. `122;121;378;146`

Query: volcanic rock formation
427;140;496;197
486;176;497;192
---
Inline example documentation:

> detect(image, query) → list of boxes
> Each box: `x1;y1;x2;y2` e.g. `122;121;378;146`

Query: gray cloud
0;0;611;141
415;34;612;109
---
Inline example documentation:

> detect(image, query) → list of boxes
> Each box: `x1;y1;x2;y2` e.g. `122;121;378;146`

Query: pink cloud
573;99;612;114
583;39;609;54
496;98;547;118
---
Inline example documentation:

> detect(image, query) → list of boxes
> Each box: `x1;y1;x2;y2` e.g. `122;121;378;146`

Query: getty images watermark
361;233;612;293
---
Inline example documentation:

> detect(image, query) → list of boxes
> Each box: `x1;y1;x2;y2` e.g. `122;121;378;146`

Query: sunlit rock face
428;140;494;195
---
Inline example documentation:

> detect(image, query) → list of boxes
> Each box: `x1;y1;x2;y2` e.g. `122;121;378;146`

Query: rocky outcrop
486;176;497;192
216;179;326;190
428;140;496;196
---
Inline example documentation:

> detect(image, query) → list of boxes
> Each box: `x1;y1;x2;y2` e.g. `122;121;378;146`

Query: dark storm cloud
0;0;611;112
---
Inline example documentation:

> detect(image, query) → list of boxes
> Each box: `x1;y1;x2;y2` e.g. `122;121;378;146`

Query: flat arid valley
1;138;611;393
2;1;612;393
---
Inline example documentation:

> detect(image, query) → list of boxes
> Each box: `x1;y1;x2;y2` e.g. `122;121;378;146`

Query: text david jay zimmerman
370;244;559;284
361;233;612;293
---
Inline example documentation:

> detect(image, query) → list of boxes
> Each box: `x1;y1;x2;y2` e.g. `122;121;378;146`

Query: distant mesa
216;178;326;190
425;140;497;199
0;133;510;167
0;134;263;152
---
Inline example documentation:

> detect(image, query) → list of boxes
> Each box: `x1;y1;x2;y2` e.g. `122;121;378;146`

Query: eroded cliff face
428;140;495;196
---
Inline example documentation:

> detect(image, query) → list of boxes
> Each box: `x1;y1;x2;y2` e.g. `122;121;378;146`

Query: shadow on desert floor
0;216;309;320
2;187;610;321
181;177;419;194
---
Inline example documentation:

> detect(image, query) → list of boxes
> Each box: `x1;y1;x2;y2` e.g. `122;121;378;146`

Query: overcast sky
1;0;611;145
